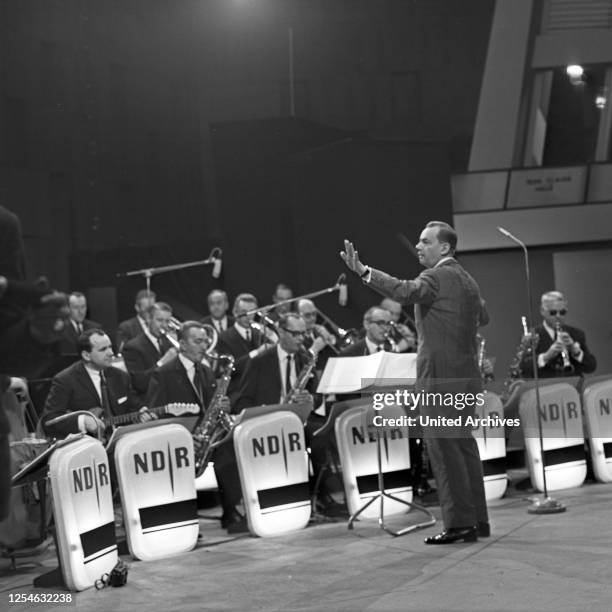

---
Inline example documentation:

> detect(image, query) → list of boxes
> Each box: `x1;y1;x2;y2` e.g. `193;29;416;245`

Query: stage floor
2;476;611;611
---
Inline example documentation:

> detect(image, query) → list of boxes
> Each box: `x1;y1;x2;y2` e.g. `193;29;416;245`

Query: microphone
211;248;223;279
338;273;348;306
497;226;525;248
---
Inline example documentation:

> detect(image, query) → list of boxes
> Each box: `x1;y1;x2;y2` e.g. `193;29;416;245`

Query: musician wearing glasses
297;298;336;370
41;329;144;438
146;322;245;533
234;313;338;513
341;221;490;545
520;291;596;379
338;307;393;356
122;302;177;399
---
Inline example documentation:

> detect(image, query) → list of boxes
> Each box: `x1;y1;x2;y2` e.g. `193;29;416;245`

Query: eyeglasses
281;327;306;338
368;320;391;328
301;312;317;318
547;309;567;316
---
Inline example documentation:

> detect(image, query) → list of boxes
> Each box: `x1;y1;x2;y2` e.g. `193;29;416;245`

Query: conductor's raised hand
340;239;367;277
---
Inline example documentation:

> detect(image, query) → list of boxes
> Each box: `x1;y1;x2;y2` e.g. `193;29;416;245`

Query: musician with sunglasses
520;291;596;379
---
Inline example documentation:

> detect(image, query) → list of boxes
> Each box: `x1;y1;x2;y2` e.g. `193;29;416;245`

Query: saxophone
193;355;235;478
283;349;318;403
501;316;535;402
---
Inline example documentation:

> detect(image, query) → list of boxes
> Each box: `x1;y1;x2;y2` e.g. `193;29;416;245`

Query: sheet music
316;352;416;394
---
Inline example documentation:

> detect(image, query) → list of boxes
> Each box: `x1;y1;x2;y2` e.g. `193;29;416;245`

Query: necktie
377;345;383;352
284;355;293;397
99;370;112;419
192;364;205;405
156;337;163;355
76;322;83;335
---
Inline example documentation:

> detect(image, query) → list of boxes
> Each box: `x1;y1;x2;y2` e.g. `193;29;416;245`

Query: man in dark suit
381;297;417;353
116;289;156;353
200;290;234;334
235;313;337;512
519;291;596;379
342;221;489;544
216;293;273;404
122;302;177;399
146;321;244;533
56;292;102;355
339;306;393;356
297;298;337;371
41;329;143;439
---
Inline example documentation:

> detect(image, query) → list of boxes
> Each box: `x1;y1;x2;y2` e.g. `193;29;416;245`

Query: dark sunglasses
547;309;567;316
368;319;391;327
281;327;305;338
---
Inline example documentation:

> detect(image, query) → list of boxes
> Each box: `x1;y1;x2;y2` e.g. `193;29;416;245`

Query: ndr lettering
73;464;109;493
352;426;403;445
252;433;301;457
134;447;190;474
599;398;610;416
538;401;579;421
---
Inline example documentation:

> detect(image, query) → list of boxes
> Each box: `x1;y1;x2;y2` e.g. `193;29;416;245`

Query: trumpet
315;308;359;351
250;313;279;346
160;318;219;357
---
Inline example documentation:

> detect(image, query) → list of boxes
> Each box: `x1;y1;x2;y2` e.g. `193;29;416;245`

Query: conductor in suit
42;329;143;439
519;291;596;379
341;221;489;544
146;321;245;533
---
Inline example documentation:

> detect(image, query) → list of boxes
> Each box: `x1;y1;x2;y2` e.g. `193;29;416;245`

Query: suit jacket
122;333;174;396
369;259;487;392
338;338;393;357
234;346;318;412
56;318;102;355
519;323;596;379
216;326;264;402
146;355;216;412
200;314;235;334
41;361;141;438
116;316;146;352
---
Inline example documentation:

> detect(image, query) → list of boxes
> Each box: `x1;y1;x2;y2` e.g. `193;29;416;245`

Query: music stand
344;400;436;537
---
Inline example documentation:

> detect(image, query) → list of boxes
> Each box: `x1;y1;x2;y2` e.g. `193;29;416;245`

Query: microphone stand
244;274;347;318
117;248;222;296
497;227;565;514
245;276;347;349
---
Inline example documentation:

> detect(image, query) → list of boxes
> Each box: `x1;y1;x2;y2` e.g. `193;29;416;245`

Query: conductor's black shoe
225;512;248;535
424;527;477;545
477;521;490;538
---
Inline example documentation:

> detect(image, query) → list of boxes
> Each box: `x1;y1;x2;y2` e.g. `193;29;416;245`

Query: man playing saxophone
146;321;246;534
519;291;596;379
234;313;340;515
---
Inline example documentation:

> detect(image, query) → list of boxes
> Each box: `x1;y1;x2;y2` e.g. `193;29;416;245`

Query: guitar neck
107;403;199;427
